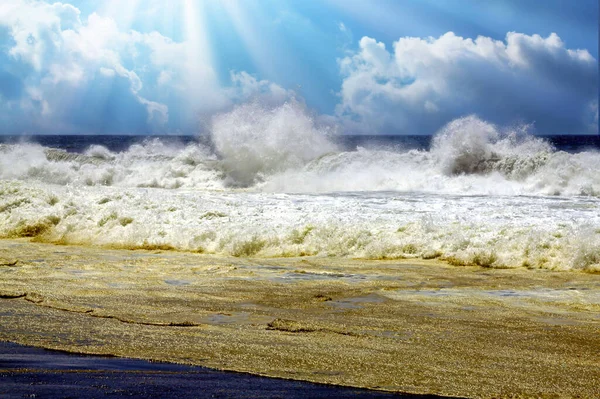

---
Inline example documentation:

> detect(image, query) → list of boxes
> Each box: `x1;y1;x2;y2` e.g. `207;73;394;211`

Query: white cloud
229;71;295;106
0;0;295;134
0;0;224;133
138;97;169;127
157;71;172;86
338;31;598;134
0;1;80;70
99;67;115;77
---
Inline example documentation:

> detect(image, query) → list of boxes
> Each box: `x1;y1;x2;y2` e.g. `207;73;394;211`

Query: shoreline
1;239;599;398
1;341;426;398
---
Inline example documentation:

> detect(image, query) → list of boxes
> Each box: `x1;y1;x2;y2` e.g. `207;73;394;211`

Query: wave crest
210;101;337;186
0;113;598;197
431;116;554;177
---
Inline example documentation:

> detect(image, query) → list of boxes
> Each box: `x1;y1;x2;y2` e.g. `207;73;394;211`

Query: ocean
1;103;599;272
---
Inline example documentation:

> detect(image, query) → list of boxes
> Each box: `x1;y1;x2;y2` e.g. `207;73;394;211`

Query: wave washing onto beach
1;102;599;271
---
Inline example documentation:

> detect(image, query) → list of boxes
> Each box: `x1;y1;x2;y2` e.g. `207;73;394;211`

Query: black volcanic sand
0;342;446;399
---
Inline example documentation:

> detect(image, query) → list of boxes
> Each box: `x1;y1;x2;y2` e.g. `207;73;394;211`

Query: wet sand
0;341;415;398
0;239;599;398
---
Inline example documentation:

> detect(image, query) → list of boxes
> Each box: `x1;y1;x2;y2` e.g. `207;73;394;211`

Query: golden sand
0;239;599;398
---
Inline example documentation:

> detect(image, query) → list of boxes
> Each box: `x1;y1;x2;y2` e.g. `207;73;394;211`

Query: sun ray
181;0;223;111
220;0;280;80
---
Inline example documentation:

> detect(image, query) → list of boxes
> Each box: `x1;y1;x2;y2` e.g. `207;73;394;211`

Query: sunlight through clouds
181;0;226;111
220;0;279;79
0;0;596;135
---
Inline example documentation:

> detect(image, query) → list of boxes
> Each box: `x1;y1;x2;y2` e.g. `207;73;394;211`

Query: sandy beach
1;239;599;398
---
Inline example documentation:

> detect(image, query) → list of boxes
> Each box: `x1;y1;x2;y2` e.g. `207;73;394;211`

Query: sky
0;0;597;135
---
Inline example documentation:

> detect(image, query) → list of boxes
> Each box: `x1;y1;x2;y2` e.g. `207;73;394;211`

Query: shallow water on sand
0;240;599;398
0;341;409;399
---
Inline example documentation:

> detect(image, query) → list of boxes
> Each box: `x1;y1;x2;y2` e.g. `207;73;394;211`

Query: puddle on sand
164;279;192;286
202;312;273;326
274;271;366;283
392;290;454;297
107;283;131;289
481;289;600;304
383;288;600;305
328;294;386;310
0;311;15;317
537;317;584;326
65;269;94;275
231;264;400;284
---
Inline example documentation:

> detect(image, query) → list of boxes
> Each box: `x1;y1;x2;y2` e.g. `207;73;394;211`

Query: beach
1;239;598;398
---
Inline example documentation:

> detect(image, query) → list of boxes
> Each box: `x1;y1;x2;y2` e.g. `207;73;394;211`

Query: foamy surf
0;103;599;271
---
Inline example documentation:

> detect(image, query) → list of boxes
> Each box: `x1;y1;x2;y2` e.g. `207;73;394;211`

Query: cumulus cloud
337;32;598;134
228;71;295;106
0;0;243;134
0;1;184;133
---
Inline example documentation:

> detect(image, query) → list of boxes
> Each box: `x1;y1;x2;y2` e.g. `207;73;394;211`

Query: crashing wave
210;100;338;186
1;109;599;271
0;109;598;197
1;179;598;272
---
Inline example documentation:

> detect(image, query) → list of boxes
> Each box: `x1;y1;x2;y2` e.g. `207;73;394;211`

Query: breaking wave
211;101;338;186
0;139;223;189
1;103;599;271
0;105;598;196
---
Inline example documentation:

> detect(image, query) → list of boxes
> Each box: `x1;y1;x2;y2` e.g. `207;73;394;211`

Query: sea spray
0;114;598;196
0;140;223;189
210;100;338;186
263;116;600;195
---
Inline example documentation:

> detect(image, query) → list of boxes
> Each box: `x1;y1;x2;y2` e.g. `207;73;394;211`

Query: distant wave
0;139;224;189
264;115;600;197
1;103;599;197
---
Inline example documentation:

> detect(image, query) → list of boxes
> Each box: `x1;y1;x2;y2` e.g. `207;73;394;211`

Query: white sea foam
1;177;599;271
0;139;223;189
1;105;599;271
211;100;338;186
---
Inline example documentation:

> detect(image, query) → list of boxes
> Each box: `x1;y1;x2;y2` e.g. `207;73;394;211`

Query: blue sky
0;0;597;135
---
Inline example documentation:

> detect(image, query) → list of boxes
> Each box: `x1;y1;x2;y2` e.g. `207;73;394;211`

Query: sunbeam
181;0;225;112
220;0;282;80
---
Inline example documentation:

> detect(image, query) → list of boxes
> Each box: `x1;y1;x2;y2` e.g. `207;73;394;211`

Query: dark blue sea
0;134;598;153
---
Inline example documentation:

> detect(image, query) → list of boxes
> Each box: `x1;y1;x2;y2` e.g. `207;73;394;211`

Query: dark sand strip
0;341;450;399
